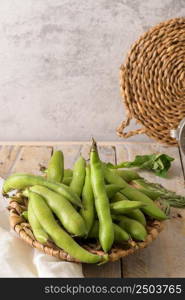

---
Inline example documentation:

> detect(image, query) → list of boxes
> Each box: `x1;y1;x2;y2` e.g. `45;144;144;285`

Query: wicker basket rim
8;199;164;263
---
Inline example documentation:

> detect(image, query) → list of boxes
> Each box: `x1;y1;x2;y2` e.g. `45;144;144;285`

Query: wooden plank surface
0;142;184;278
0;145;20;178
10;146;52;175
115;143;185;277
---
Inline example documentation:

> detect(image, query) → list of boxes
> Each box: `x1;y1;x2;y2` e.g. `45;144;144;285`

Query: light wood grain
0;145;20;178
10;146;52;175
0;141;155;146
81;144;122;278
115;143;185;277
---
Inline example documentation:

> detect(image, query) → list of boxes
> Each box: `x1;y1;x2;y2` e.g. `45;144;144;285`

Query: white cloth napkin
0;178;83;278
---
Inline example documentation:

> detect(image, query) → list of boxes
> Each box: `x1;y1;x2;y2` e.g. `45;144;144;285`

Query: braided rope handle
117;65;146;138
116;115;146;138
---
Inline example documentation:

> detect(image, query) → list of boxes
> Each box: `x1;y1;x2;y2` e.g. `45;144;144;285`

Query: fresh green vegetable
110;191;147;225
80;166;95;234
105;184;123;199
64;169;73;178
28;196;49;244
62;177;72;186
30;185;87;237
89;221;130;242
70;156;86;197
110;200;145;214
111;192;129;203
102;165;129;189
110;169;140;182
117;216;147;241
121;187;167;220
47;150;64;182
90;139;114;252
124;209;146;226
106;154;174;178
30;191;108;264
3;173;82;207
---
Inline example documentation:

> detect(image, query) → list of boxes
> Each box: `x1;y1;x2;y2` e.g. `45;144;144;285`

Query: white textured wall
0;0;184;141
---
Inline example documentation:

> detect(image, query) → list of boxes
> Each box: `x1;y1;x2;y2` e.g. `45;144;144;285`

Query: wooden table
0;141;185;278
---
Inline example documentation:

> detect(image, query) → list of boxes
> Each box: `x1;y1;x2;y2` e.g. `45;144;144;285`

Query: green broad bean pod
30;185;87;237
64;169;73;178
110;192;147;226
124;209;146;226
102;165;129;189
89;220;130;242
110;200;145;214
30;191;108;264
62;177;72;186
90;140;114;252
28;197;49;244
120;187;167;220
105;184;123;199
3;173;82;207
47;150;64;182
111;193;146;226
117;216;147;241
70;156;86;197
114;169;141;182
111;192;130;203
80;166;95;234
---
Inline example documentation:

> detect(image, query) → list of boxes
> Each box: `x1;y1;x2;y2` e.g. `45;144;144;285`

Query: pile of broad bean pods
3;140;167;264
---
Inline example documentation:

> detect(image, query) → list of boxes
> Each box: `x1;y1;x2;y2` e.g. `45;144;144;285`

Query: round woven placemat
117;17;185;145
8;197;164;263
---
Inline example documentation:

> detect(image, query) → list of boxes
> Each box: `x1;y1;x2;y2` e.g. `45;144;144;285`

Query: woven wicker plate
117;17;185;145
8;196;164;263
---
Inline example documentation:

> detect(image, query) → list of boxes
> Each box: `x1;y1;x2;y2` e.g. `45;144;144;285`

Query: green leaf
106;153;174;177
